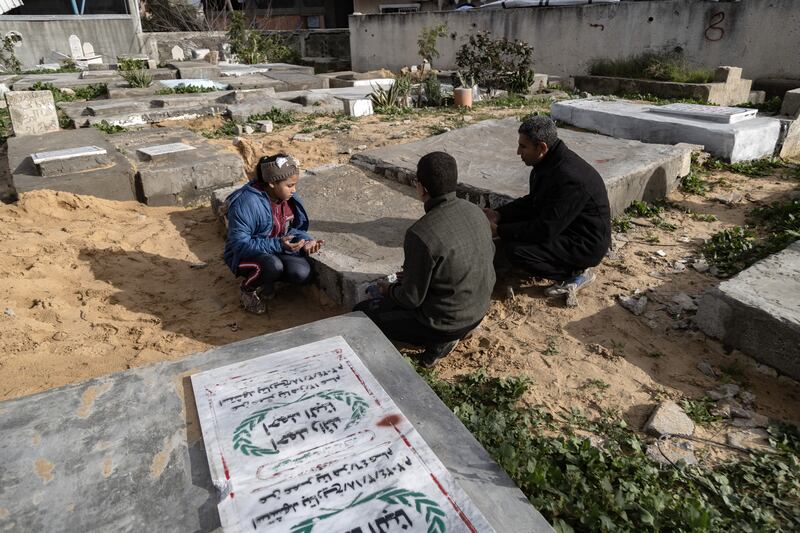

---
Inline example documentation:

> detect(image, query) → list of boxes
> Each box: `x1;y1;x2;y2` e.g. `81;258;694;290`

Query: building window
379;3;421;13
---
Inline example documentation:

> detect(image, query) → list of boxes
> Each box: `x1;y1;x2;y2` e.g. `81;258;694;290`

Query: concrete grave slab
351;117;693;216
7;128;135;200
780;88;800;118
11;73;118;91
168;61;221;79
226;98;304;123
222;75;285;91
31;145;110;177
648;103;757;124
551;98;781;162
309;82;393;100
108;128;243;206
0;313;552;532
86;99;147;116
136;142;196;161
261;62;315;75
262;70;325;91
295;164;423;309
695;241;800;380
5;90;60;136
218;64;273;77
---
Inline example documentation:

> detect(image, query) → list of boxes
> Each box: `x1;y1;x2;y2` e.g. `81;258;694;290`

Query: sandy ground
1;101;798;463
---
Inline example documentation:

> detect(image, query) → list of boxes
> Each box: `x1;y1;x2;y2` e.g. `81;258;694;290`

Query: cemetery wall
349;0;800;80
148;28;351;63
0;15;142;66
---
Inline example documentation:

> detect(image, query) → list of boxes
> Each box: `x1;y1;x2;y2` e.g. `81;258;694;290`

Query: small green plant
202;120;239;139
625;200;663;218
427;123;450;136
248;107;296;126
691;213;718;222
227;12;295;65
417;24;447;70
705;157;792;178
612;215;632;233
581;379;610;392
541;336;559;356
29;82;107;102
590;51;714;84
681;172;709;195
456;31;534;94
620;92;710;105
422;75;445;107
155;84;218;95
680;398;721;425
702;226;758;277
117;57;147;71
121;69;153;88
370;75;411;113
736;96;783;114
58;112;73;129
92;120;128;134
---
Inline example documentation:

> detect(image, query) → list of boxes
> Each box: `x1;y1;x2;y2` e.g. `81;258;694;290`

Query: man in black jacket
483;116;611;295
354;152;496;367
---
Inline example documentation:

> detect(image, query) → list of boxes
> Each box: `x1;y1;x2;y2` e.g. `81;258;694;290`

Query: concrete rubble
644;401;695;437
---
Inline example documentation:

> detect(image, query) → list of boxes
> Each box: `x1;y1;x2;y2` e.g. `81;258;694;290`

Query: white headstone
136;142;196;160
4;90;60;136
648;103;757;124
82;41;95;57
191;337;494;533
68;35;83;59
342;97;374;118
171;45;185;61
31;146;107;165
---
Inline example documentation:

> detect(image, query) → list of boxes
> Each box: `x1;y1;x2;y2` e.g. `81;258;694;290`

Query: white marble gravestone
648;103;757;124
82;41;95;57
31;146;106;165
171;45;185;61
5;90;60;136
68;34;83;58
192;336;495;533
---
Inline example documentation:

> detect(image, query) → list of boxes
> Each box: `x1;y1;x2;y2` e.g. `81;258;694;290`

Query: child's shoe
240;287;267;314
544;268;596;296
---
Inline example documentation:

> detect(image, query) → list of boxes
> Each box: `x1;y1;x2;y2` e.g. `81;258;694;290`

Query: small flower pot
454;87;473;108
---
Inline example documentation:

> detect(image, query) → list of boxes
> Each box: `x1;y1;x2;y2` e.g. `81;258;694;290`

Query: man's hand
489;222;499;238
483;208;500;225
376;279;391;297
302;239;324;255
281;235;306;253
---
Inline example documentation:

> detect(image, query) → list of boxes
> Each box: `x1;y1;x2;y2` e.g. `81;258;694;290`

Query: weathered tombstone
192;336;496;532
171;45;185;61
82;41;95;57
68;34;83;58
136;142;196;161
5;90;60;136
648;103;757;124
31;146;110;177
342;97;374;117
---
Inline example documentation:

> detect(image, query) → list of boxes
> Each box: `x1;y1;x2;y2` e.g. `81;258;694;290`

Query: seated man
484;116;611;295
354;152;495;368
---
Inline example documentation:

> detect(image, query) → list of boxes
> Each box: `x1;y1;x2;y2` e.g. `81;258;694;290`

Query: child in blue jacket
224;153;323;314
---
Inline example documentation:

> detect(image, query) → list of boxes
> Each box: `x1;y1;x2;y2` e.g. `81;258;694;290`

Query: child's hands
303;239;324;255
281;235;306;253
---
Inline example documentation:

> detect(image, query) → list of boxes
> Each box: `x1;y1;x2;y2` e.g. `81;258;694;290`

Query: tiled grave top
648;103;757;124
31;145;106;164
137;142;196;160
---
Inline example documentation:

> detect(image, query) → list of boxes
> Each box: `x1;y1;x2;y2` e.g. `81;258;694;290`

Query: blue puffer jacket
223;181;313;274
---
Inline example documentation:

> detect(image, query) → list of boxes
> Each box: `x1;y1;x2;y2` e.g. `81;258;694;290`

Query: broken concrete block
714;66;742;83
292;133;315;142
341;97;373;117
779;88;800;118
255;120;273;133
644;401;695;437
646;438;697;466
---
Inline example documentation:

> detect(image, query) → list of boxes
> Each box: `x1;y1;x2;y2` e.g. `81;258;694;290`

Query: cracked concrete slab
351;117;692;216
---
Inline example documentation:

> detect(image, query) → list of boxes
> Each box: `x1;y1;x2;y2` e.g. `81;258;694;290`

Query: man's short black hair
519;115;558;147
417;152;458;198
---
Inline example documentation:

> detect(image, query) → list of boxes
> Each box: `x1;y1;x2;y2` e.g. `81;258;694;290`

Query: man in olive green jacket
354;152;496;367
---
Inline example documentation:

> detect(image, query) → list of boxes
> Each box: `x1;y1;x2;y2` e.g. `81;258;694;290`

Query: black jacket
390;192;496;332
496;139;611;267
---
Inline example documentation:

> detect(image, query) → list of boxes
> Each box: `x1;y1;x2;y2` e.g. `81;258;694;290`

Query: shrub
370;75;411;112
155;84;218;95
422;75;444;107
117;57;147;71
227;12;295;65
30;82;106;103
417;24;447;69
121;69;153;88
590;51;714;83
248;108;296;125
456;31;534;94
0;34;21;73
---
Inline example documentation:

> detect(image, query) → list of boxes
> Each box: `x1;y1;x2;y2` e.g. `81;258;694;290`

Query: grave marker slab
31;145;110;176
193;336;495;532
342;97;373;117
82;41;95;57
648;103;757;124
171;45;185;61
68;34;83;58
5;90;60;136
136;142;196;161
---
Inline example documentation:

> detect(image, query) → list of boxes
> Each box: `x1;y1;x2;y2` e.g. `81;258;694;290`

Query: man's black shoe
420;340;459;368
